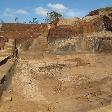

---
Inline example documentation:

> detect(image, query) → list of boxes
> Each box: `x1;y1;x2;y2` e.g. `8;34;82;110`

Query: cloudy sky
0;0;112;23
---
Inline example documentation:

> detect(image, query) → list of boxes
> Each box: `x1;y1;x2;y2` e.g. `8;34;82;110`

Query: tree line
0;11;62;24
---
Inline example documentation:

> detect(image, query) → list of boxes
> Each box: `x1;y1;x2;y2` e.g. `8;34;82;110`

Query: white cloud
3;8;28;16
16;9;28;15
35;7;48;16
65;9;85;17
47;3;84;17
48;3;68;11
3;8;15;16
3;4;85;19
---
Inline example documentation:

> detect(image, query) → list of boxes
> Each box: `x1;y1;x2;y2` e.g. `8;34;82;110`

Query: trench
0;59;17;100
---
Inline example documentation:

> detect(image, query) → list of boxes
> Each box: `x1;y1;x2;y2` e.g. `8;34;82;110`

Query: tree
33;18;38;24
45;11;62;23
15;17;19;23
29;18;38;24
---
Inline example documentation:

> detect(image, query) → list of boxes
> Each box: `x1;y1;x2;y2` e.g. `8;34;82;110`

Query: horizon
0;0;112;23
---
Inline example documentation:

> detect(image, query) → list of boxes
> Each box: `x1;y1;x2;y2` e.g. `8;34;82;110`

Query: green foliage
45;11;62;23
32;18;38;24
29;18;38;24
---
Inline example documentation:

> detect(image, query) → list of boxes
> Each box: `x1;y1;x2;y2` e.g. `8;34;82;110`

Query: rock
1;96;12;102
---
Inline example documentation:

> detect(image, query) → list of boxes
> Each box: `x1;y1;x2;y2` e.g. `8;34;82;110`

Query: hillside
86;7;112;16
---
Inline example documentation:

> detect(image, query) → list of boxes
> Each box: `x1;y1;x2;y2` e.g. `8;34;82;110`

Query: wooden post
14;38;17;49
13;38;18;58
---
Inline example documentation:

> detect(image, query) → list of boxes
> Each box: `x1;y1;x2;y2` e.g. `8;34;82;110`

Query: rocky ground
0;52;112;112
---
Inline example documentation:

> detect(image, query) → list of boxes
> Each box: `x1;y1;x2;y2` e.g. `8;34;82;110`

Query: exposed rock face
47;7;112;53
0;7;112;53
86;7;112;31
0;37;6;50
0;23;48;38
109;13;112;17
86;10;99;16
0;23;49;52
48;15;104;40
48;31;112;54
57;18;81;26
102;15;112;31
87;7;112;16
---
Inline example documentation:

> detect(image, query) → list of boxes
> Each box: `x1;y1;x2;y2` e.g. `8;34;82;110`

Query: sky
0;0;112;23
